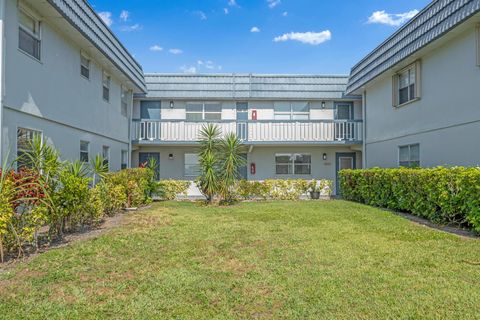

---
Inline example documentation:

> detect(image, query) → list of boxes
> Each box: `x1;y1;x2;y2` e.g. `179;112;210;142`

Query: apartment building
132;74;363;193
0;0;146;171
347;0;480;168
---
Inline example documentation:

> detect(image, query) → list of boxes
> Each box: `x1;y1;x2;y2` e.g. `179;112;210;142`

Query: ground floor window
399;144;420;168
275;153;311;175
17;127;42;169
184;153;200;177
121;150;128;170
102;146;110;170
80;141;89;163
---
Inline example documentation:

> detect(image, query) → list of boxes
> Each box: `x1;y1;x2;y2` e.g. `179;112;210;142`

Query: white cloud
250;26;260;33
224;8;229;14
98;12;113;27
120;24;142;32
228;0;238;6
274;30;332;45
193;11;207;20
267;0;281;8
120;10;130;22
180;65;197;74
197;60;204;65
367;10;419;27
169;48;183;55
282;11;288;17
150;45;163;52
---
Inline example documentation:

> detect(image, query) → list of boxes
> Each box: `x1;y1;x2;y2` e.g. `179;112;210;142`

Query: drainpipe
0;0;5;164
362;90;367;168
127;92;133;168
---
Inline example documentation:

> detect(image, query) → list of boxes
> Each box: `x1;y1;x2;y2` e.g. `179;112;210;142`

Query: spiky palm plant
68;160;90;179
91;155;108;187
197;124;221;204
219;133;246;202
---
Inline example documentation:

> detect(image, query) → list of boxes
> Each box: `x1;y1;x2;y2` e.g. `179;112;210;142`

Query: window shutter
392;74;399;107
415;60;422;99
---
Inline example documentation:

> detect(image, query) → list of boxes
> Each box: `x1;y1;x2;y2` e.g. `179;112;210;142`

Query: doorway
335;152;356;195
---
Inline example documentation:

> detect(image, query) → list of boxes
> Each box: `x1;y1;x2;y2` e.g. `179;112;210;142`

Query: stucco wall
364;26;480;168
2;0;133;168
133;99;362;121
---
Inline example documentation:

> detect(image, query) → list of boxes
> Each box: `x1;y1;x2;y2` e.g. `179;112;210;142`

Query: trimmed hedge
339;167;480;232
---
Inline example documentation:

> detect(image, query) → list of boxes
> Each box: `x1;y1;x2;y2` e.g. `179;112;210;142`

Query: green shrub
236;179;332;201
339;167;480;232
157;180;190;200
105;168;153;208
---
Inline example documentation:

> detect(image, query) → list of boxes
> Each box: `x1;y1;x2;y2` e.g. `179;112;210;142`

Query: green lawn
1;201;479;319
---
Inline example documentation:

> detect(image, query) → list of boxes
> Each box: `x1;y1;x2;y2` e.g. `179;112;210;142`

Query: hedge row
339;167;480;232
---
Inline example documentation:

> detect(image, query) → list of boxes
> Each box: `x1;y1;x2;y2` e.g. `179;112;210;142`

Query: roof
140;74;359;100
347;0;480;94
47;0;146;92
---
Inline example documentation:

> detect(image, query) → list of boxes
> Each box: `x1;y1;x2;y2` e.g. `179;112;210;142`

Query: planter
310;191;321;200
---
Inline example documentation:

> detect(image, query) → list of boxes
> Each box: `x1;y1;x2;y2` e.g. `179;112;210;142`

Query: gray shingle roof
48;0;146;92
141;74;357;100
347;0;480;94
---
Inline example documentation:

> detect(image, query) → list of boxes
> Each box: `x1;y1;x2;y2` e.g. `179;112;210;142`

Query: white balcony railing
132;120;363;143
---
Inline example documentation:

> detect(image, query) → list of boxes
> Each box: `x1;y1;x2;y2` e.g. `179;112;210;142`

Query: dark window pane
205;112;221;120
409;84;415;100
186;113;203;121
294;164;311;175
276;164;292;175
140;101;161;119
399;87;409;105
103;87;110;101
81;65;89;79
80;152;89;163
19;28;40;60
186;104;203;112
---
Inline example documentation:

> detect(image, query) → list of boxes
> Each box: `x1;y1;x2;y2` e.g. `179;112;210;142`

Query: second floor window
394;62;421;106
18;9;41;60
186;103;222;121
80;54;90;79
103;72;111;102
121;86;129;117
274;102;310;120
121;150;128;170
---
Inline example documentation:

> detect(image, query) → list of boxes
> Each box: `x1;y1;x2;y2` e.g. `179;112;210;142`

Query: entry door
335;153;356;195
139;152;160;180
334;103;354;141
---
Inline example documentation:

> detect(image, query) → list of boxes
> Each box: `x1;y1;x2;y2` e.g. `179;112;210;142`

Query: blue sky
90;0;430;75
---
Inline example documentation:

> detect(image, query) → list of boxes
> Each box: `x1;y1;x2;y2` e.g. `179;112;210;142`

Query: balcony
132;120;363;145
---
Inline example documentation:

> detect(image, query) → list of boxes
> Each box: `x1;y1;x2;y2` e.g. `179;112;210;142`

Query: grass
1;200;479;319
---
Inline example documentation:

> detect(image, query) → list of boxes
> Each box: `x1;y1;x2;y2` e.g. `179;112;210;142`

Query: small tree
219;133;246;203
91;155;108;187
197;124;221;204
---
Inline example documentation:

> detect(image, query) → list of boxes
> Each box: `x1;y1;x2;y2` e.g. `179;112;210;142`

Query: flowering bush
157;180;190;200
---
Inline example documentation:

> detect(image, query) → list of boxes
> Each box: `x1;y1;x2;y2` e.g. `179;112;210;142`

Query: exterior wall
2;0;134;170
132;145;362;195
133;99;362;121
364;26;480;168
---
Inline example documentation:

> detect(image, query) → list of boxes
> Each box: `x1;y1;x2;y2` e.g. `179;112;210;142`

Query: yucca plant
219;133;246;203
68;160;90;179
197;124;221;204
91;155;108;187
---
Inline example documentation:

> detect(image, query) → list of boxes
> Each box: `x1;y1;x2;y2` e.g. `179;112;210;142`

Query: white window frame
80;53;90;80
102;146;110;170
121;150;128;170
393;61;421;107
398;144;420;168
121;85;129;117
102;71;111;102
80;140;90;163
184;153;200;177
274;102;310;120
18;6;41;61
186;102;222;121
16;127;42;169
275;153;312;175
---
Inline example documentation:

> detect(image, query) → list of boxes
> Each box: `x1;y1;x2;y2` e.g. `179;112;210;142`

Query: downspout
362;90;367;168
0;0;5;164
127;92;133;168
